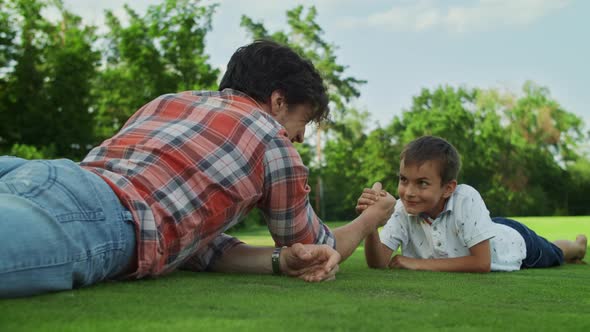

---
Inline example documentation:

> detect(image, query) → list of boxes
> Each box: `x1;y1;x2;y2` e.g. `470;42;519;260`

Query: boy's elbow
477;261;491;273
367;262;383;269
366;259;387;269
479;266;491;273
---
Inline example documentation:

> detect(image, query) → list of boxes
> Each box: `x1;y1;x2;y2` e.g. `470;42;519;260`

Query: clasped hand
281;243;341;282
355;182;396;227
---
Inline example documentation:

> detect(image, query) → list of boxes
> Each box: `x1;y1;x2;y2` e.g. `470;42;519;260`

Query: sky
57;0;590;130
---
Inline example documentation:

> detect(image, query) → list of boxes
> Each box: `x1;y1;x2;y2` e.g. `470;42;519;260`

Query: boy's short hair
219;39;330;124
400;136;461;184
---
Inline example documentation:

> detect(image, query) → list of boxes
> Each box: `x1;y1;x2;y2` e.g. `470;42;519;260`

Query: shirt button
433;226;438;231
437;242;442;246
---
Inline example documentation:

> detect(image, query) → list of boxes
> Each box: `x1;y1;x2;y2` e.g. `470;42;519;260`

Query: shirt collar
416;193;455;223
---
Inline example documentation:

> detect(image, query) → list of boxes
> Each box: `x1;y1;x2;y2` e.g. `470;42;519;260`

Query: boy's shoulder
453;184;482;199
448;184;486;211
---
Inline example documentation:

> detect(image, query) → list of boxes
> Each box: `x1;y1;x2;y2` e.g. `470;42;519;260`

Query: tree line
1;0;588;219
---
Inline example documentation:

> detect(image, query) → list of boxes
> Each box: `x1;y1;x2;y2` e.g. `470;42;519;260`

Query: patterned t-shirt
380;184;526;271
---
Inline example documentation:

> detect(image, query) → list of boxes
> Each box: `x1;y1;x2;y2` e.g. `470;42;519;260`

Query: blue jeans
492;217;564;268
0;157;136;298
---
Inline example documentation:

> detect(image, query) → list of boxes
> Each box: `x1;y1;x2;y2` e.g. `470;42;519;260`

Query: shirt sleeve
257;132;335;248
457;186;496;248
179;233;243;272
379;202;407;252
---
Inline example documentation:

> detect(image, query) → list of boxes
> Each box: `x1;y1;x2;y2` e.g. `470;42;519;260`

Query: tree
241;5;367;220
0;0;49;153
241;5;365;119
44;0;100;159
566;157;590;215
0;0;17;147
0;0;99;159
94;0;219;139
0;0;16;71
385;83;589;216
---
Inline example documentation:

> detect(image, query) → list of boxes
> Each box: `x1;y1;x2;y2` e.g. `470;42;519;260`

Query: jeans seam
0;261;73;274
0;242;125;274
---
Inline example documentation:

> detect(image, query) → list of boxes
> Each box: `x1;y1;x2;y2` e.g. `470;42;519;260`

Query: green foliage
44;2;100;159
0;0;17;70
384;83;589;216
0;0;49;151
93;0;219;139
0;1;589;217
567;158;590;215
240;5;368;221
7;143;53;159
0;0;99;159
241;5;366;119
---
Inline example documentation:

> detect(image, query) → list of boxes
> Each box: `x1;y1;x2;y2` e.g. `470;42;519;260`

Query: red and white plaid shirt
80;89;335;278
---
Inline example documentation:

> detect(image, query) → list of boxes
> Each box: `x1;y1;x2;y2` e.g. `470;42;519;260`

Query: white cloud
340;0;571;32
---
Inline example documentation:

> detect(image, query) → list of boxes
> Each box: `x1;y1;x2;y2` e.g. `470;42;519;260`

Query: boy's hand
355;184;388;214
281;243;341;282
389;255;420;270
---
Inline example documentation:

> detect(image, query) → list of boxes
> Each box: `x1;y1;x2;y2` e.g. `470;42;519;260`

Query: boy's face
397;159;456;218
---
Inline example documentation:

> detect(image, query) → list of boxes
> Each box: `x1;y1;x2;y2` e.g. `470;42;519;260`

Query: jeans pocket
2;159;105;222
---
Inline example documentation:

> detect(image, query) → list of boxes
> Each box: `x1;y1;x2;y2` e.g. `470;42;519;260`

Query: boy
357;135;587;272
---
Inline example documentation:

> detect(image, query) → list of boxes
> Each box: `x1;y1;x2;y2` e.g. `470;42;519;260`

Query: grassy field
1;216;589;331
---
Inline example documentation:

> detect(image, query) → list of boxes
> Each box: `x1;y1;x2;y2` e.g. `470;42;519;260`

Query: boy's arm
364;230;394;268
389;239;491;273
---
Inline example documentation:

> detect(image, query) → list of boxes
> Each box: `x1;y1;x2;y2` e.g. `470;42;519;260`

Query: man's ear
269;90;286;116
443;180;457;198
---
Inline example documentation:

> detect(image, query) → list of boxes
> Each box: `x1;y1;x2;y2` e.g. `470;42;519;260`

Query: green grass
1;217;589;331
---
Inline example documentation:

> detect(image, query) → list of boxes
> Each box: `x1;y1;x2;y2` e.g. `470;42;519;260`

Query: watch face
272;247;282;275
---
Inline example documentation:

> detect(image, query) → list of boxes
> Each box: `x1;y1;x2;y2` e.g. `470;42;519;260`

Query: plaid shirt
80;89;335;278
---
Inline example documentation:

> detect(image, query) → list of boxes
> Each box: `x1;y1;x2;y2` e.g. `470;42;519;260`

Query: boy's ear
442;180;457;198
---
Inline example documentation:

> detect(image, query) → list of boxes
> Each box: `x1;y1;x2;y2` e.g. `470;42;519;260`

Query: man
0;40;395;298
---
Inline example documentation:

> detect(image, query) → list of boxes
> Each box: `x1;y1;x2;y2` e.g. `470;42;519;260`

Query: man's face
274;103;313;144
397;159;455;218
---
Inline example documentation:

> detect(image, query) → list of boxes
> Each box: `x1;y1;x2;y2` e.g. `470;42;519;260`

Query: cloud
339;0;571;32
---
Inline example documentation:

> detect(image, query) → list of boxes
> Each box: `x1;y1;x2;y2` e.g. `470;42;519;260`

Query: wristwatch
271;247;283;275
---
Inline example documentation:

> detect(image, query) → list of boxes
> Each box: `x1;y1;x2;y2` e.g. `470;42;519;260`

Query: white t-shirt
379;184;526;271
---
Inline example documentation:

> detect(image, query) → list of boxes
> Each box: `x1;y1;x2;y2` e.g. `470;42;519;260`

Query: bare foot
576;234;587;262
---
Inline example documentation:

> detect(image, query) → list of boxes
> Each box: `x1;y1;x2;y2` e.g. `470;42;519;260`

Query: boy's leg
491;217;565;268
553;235;587;264
0;158;135;298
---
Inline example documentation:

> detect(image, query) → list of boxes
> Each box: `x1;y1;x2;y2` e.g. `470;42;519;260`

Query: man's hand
281;243;341;282
389;255;421;270
355;186;387;214
355;182;396;227
360;182;396;228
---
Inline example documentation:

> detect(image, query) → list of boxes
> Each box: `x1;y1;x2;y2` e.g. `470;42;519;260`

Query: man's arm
389;240;491;273
261;138;336;248
210;243;341;282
